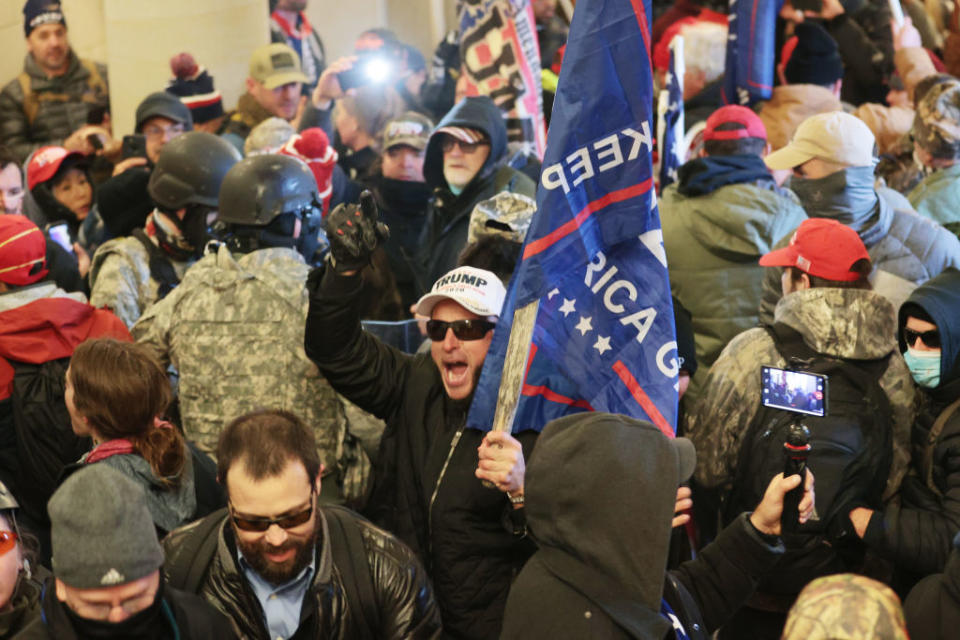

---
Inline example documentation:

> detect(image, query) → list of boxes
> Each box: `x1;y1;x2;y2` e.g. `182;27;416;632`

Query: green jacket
661;179;806;404
909;163;960;236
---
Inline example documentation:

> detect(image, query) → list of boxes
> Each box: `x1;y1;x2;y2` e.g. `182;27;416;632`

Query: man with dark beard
161;409;441;640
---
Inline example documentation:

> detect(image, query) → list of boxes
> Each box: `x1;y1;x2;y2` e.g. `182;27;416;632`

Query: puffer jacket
161;506;442;640
759;187;960;325
757;85;843;152
661;154;807;405
305;266;538;640
418;96;536;290
861;269;960;577
687;287;916;498
909;164;960;237
0;51;108;163
904;531;960;639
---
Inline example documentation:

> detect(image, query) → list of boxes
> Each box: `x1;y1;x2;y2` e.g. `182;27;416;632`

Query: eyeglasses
0;530;16;556
142;123;185;140
230;495;315;533
904;327;941;349
440;136;489;154
426;319;496;341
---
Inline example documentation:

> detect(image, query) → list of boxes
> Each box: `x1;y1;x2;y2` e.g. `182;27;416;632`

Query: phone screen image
47;223;73;254
761;366;827;417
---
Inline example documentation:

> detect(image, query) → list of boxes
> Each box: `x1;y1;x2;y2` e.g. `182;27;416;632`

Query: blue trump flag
467;0;680;437
658;40;685;190
722;0;780;106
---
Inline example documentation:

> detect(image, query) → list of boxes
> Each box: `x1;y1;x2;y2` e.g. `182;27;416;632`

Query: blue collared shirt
238;548;316;640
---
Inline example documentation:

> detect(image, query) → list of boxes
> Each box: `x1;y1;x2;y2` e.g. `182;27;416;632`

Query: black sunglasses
426;319;496;341
230;494;314;532
903;327;941;349
440;136;489;154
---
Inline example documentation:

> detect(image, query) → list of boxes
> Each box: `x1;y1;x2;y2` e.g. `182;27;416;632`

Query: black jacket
903;531;960;639
499;413;783;640
0;575;42;638
12;578;235;640
418;96;535;289
864;269;960;577
161;506;441;640
304;267;537;639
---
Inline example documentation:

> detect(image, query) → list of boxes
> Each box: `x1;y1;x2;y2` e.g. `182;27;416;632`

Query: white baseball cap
764;111;877;171
415;266;506;318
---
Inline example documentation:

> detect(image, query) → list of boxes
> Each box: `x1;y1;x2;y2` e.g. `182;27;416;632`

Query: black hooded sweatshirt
418;96;535;290
863;268;960;579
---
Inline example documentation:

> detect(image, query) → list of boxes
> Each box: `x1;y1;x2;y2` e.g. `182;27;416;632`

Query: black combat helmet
148;131;241;211
217;154;320;226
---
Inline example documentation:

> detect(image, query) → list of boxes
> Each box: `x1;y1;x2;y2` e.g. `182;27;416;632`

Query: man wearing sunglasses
416;95;535;290
162;409;440;640
306;194;537;639
846;268;960;587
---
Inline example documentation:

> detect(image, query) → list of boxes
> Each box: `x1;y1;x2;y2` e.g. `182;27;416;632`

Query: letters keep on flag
721;0;778;106
460;0;547;158
467;0;681;437
658;36;685;190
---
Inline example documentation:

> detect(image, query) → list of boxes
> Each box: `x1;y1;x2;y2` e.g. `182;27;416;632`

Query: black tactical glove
324;190;390;273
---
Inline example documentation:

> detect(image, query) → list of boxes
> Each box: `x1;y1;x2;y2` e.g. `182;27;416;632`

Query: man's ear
831;79;843;98
55;578;68;602
245;77;258;95
798;272;811;291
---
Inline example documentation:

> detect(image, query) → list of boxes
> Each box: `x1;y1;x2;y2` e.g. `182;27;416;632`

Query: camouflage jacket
89;234;192;329
685;287;916;499
132;245;368;500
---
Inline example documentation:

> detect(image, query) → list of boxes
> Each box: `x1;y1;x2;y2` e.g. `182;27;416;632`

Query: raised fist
324;191;389;274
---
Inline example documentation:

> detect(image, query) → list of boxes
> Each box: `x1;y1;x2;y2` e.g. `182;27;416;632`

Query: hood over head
898;268;960;387
423;96;508;191
524;412;695;614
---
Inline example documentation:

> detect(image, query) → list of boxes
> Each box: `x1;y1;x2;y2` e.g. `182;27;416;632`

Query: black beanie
784;22;844;87
23;0;65;37
135;91;194;133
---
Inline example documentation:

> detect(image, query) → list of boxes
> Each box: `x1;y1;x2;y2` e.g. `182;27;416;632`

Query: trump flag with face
467;0;680;437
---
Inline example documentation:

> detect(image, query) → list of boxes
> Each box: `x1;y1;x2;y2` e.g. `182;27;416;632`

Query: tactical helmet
148;131;241;210
0;479;18;512
217;154;320;226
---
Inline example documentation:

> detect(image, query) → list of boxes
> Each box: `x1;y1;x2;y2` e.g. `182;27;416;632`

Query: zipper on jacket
427;427;464;560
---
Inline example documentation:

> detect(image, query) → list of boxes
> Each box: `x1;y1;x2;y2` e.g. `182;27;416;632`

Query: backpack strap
17;72;39;127
131;228;181;299
324;506;379;640
165;507;227;593
78;59;107;98
923;396;960;497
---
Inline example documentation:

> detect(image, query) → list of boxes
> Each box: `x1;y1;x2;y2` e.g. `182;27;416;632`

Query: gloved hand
324;190;389;273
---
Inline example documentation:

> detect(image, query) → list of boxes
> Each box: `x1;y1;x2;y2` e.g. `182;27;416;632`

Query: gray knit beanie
49;465;164;589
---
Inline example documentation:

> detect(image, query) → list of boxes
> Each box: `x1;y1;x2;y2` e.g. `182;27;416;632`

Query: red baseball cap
703;105;767;142
759;218;870;281
0;215;48;286
26;146;85;192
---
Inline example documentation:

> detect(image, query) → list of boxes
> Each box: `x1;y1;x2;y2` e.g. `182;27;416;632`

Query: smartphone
338;51;393;91
47;223;74;255
121;134;147;160
761;366;828;417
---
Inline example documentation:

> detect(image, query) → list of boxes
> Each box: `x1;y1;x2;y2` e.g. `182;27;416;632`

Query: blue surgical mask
903;347;942;388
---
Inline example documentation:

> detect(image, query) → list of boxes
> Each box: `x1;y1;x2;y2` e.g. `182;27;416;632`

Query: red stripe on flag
745;0;773;91
628;0;653;71
522;178;653;260
612;360;674;437
520;343;594;409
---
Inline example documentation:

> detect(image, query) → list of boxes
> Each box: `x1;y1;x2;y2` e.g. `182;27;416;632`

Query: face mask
903;347;942;388
790;166;878;228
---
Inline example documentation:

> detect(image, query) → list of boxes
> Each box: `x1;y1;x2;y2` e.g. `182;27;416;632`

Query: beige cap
764;111;877;170
249;43;308;90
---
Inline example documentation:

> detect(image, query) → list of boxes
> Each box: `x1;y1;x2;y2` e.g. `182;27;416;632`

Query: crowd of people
3;0;960;638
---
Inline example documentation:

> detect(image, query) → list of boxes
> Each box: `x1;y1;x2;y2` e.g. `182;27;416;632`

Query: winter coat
908;164;960;237
0;575;41;639
904;532;960;639
759;187;960;325
161;506;441;640
660;154;807;405
686;287;915;498
0;51;109;163
855;103;914;156
418;96;536;289
12;578;235;640
304;267;538;640
823;12;892;106
500;412;784;640
757;85;843;152
861;269;960;576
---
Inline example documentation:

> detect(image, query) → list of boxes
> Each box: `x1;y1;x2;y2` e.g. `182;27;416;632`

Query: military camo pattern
89;235;191;329
685;287;916;499
132;244;371;501
467;191;536;245
781;574;909;640
913;79;960;158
